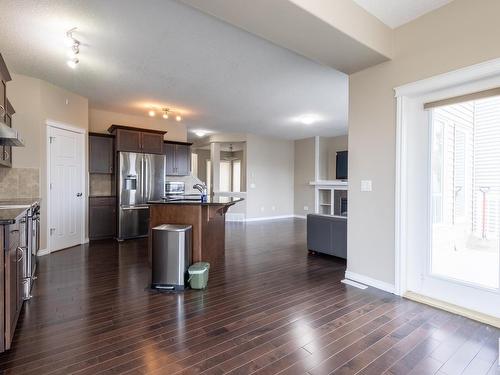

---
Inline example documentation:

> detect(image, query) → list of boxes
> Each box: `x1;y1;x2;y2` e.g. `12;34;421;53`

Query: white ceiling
353;0;454;29
0;0;348;140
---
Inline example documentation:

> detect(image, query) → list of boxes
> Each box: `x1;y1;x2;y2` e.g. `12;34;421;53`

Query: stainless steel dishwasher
151;224;192;291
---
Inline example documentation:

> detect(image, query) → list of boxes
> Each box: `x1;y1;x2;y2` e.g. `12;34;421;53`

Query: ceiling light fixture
146;106;183;121
296;114;320;125
67;58;79;69
66;27;80;69
194;130;207;137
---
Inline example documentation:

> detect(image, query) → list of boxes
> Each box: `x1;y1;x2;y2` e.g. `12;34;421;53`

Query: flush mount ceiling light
146;106;183;121
296;114;321;125
193;130;207;137
66;27;80;69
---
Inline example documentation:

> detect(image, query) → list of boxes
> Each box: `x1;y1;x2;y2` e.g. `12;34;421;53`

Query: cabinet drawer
5;222;20;251
89;197;116;207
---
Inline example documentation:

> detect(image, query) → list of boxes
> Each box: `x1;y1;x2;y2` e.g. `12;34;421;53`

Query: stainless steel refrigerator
118;152;165;240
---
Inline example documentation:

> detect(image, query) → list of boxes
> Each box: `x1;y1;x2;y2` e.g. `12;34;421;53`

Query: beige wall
89;108;187;142
348;0;500;286
8;74;89;251
246;134;294;218
194;149;210;185
294;137;315;217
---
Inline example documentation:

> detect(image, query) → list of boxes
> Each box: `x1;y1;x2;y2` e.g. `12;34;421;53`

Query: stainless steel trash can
151;224;192;291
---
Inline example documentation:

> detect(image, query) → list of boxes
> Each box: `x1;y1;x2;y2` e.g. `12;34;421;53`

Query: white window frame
395;57;500;297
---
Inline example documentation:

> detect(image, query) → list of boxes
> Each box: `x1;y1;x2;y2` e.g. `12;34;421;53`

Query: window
191;153;198;178
206;160;211;195
232;160;241;192
430;97;500;289
219;160;231;192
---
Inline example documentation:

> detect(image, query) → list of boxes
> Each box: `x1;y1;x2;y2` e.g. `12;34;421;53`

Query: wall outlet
260;206;265;212
250;183;256;189
303;206;309;211
271;206;276;211
361;180;372;192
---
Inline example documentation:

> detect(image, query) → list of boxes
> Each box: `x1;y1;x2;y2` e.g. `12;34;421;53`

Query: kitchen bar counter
148;197;243;266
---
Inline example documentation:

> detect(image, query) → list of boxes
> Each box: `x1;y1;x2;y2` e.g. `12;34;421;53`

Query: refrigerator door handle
141;155;145;200
121;206;149;210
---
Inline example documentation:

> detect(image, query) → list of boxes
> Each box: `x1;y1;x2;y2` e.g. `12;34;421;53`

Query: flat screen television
336;151;348;180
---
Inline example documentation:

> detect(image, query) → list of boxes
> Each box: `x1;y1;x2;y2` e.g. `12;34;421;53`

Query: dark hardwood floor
0;218;498;374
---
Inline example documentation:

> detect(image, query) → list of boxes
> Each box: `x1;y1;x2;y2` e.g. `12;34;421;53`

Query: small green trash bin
188;262;210;289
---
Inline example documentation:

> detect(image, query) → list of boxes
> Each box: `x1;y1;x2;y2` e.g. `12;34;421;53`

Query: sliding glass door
430;98;500;290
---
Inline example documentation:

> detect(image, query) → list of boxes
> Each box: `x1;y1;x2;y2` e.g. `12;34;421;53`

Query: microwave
165;181;185;195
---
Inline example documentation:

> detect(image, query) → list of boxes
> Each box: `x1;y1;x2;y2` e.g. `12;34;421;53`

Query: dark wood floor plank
384;314;464;375
439;323;495;375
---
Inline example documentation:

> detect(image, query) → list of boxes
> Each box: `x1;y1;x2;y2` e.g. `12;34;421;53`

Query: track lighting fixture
66;28;80;69
146;106;183;122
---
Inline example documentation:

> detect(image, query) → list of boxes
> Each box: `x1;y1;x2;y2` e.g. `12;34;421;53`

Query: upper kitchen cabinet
164;141;192;176
108;125;165;154
0;54;13;168
1;100;14;168
89;133;114;174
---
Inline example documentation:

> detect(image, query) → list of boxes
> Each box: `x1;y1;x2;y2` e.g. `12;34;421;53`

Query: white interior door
48;125;84;252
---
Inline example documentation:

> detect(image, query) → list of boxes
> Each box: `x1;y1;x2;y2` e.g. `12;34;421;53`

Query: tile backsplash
0;168;40;199
89;174;114;196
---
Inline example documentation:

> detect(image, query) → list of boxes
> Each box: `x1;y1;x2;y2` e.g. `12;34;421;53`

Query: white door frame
394;58;500;296
46;119;87;253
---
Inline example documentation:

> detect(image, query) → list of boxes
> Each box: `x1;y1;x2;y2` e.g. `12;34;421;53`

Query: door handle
76;192;83;197
122;206;149;210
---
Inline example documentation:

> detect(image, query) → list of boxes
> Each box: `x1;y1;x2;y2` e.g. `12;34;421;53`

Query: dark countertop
0;198;40;225
0;198;40;206
149;196;244;206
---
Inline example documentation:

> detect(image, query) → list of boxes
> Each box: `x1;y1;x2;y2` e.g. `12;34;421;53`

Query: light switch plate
250;183;256;189
361;180;372;192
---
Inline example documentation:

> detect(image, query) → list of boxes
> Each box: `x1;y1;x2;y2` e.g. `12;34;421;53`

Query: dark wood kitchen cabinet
89;197;117;240
164;141;192;176
1;100;14;168
3;219;23;351
89;133;114;174
108;125;165;154
0;54;13;168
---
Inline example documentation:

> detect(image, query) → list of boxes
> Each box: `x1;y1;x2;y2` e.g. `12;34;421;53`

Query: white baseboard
37;248;50;257
345;270;396;294
245;215;296;222
341;279;368;289
227;214;306;222
226;213;246;222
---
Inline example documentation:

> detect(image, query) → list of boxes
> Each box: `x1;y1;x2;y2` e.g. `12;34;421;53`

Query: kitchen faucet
193;183;207;196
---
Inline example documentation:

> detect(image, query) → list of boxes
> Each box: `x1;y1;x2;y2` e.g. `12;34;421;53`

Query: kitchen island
148;197;243;266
